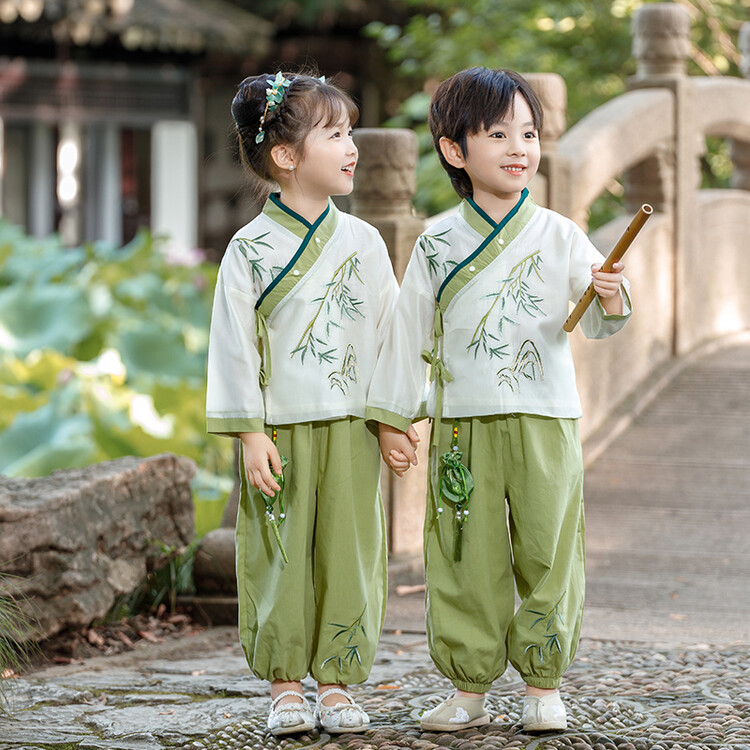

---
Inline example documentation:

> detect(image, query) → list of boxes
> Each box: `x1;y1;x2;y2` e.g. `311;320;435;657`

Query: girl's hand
592;261;624;315
378;423;418;477
239;432;282;497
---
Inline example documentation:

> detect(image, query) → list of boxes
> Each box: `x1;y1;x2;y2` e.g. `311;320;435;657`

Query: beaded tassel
438;420;475;562
261;427;290;563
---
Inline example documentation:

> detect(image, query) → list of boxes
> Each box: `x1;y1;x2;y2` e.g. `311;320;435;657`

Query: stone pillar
523;73;568;212
349;128;427;558
151;120;198;254
628;3;694;356
349;128;424;282
730;23;750;190
624;142;674;213
29;122;56;239
99;124;123;246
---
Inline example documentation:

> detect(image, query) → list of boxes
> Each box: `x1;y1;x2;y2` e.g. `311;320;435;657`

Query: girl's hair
428;68;544;200
231;70;359;190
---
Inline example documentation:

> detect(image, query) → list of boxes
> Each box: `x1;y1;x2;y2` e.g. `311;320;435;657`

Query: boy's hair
428;68;544;200
231;69;359;186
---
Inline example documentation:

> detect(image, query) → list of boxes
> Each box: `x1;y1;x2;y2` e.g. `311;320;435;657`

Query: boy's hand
592;261;624;315
378;423;419;477
239;432;283;497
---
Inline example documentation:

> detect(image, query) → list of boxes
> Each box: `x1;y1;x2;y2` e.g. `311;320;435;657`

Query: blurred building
0;0;272;255
0;0;404;258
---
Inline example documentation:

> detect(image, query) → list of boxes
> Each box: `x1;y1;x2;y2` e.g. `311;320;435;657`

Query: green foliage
107;539;200;620
0;573;38;712
0;222;234;535
366;0;749;216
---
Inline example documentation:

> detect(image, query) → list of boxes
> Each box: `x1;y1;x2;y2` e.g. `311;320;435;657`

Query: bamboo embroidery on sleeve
234;234;284;283
467;250;545;361
291;253;364;366
419;230;457;280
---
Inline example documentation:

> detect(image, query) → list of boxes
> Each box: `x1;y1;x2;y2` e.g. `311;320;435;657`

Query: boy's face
441;91;541;205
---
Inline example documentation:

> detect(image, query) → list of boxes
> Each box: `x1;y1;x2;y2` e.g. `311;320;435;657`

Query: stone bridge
346;3;750;559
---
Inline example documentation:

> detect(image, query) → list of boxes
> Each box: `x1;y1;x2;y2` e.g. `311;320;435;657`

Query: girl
206;71;398;736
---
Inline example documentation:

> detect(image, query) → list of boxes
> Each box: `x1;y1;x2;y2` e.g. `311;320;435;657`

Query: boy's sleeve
206;243;266;436
366;238;435;432
569;226;632;340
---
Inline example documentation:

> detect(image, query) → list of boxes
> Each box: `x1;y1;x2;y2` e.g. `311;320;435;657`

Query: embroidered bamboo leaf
321;606;367;672
328;344;358;394
467;251;545;360
497;339;544;392
292;253;364;364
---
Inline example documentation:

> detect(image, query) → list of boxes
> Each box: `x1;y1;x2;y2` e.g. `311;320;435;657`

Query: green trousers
236;417;387;685
425;414;585;692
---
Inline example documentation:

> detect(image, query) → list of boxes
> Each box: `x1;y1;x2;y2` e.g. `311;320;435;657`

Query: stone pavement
2;336;749;749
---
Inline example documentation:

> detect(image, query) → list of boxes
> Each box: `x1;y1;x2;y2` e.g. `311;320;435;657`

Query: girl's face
443;91;541;205
289;109;358;202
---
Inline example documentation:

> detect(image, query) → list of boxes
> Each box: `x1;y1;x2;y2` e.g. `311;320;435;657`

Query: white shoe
315;687;370;734
267;690;316;736
522;691;567;732
420;693;490;732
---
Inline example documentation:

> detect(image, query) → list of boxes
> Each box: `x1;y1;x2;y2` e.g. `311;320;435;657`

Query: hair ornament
255;71;292;144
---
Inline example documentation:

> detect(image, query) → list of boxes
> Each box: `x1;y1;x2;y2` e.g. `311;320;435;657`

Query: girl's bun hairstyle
231;69;359;190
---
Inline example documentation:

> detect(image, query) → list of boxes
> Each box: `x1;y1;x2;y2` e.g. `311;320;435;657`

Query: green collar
263;193;336;240
438;189;536;310
256;195;340;316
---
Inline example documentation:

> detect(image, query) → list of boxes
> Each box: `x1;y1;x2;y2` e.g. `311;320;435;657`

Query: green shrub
0;222;234;536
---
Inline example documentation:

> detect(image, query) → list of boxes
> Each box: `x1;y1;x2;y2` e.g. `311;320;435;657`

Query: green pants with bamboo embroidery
425;414;586;692
236;416;386;685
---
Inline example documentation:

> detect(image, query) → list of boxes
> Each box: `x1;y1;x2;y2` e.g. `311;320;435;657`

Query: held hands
591;261;624;315
239;431;283;497
378;423;420;477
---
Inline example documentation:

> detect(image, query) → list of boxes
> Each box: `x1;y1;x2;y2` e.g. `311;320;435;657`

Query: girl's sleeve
569;226;632;340
206;243;266;436
366;239;435;432
374;233;400;353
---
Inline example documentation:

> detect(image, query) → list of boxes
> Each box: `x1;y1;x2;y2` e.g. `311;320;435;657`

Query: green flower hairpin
256;72;291;144
255;73;327;144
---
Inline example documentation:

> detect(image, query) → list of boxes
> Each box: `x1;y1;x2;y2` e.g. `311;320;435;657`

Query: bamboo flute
563;203;653;333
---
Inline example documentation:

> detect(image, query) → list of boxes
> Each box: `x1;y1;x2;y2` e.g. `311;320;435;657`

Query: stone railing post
628;3;694;356
730;23;750;190
350;128;424;282
523;73;569;214
350;128;428;559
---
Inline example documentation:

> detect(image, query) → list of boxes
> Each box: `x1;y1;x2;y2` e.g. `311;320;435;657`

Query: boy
367;68;631;733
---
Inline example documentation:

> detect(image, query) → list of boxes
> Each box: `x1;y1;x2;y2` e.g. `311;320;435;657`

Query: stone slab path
1;337;749;749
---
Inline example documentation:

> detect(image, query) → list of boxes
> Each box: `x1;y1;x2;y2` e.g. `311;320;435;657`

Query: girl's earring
289;165;295;172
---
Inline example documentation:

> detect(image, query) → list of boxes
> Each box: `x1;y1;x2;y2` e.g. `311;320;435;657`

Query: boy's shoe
315;688;370;733
521;691;568;732
267;690;316;736
420;693;491;732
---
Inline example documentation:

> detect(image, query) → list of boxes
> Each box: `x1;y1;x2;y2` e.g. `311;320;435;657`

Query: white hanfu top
207;194;398;434
366;189;632;432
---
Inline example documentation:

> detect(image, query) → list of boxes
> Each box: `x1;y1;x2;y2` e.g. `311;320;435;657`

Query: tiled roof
1;0;272;55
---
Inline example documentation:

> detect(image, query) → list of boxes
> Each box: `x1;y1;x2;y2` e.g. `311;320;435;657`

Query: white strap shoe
315;687;370;733
267;690;316;736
